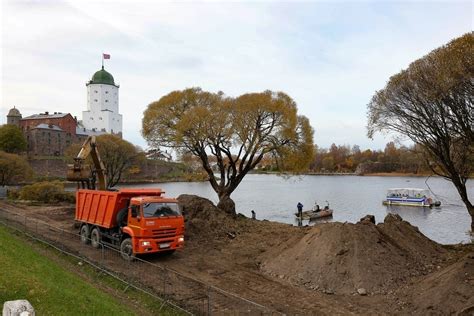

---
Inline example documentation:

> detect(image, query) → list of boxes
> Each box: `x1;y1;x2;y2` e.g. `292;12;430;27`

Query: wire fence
0;206;275;315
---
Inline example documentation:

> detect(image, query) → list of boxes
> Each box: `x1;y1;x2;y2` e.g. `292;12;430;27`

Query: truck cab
122;197;185;256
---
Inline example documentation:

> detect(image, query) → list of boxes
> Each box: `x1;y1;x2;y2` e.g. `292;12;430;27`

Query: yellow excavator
67;136;107;190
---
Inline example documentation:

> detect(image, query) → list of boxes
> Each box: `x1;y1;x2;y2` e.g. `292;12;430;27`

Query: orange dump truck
75;188;184;259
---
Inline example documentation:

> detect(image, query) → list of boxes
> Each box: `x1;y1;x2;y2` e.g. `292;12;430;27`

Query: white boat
383;188;441;207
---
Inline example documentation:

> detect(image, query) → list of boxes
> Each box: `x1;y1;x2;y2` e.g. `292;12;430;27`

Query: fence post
207;286;211;316
163;268;167;298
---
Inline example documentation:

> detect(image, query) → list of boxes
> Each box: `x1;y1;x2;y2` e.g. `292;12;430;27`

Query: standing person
297;202;303;218
251;210;256;220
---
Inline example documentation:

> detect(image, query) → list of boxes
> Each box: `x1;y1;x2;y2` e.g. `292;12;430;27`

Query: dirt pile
408;253;474;314
178;194;240;241
259;213;446;295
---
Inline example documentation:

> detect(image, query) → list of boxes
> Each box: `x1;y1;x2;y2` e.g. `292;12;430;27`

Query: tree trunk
466;203;474;232
469;206;474;232
452;178;474;232
217;192;236;217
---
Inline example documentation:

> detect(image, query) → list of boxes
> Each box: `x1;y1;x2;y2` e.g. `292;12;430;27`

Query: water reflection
385;205;433;220
296;217;302;227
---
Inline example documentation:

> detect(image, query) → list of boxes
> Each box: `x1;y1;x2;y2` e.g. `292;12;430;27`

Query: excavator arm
67;136;107;190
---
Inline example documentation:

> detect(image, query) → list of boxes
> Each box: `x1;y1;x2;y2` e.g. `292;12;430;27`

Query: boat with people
383;188;441;207
295;202;334;220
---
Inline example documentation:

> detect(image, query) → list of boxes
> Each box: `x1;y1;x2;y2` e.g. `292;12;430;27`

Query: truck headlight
178;237;184;243
141;241;151;247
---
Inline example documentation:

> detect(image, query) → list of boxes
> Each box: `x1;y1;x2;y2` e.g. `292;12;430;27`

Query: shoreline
253;171;439;177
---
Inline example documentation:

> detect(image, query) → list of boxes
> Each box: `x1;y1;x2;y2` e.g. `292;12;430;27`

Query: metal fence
0;206;275;315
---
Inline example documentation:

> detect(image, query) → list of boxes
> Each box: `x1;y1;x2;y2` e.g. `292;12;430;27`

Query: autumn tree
0;125;27;154
95;135;138;188
142;88;314;215
0;151;33;186
367;33;474;230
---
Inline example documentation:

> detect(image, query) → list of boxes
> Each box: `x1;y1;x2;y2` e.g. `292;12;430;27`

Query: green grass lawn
0;225;139;315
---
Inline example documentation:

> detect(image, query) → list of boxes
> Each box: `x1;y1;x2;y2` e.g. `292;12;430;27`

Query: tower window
99;117;102;120
94;90;98;93
105;91;109;94
94;99;98;102
105;100;108;103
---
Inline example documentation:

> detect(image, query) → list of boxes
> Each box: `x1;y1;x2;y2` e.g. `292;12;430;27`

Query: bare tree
367;33;474;230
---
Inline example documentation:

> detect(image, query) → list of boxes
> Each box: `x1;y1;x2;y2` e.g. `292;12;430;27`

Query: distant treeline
310;142;431;174
260;142;431;175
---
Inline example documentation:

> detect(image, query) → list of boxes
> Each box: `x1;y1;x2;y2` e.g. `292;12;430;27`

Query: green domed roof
90;66;115;85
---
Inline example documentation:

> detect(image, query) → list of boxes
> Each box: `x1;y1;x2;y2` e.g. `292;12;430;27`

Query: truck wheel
80;225;90;244
90;227;101;249
120;238;134;261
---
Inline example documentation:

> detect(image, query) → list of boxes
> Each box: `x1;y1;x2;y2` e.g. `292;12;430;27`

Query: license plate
159;243;170;249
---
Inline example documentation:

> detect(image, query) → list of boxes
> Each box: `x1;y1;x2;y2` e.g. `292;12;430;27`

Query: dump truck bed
75;189;164;228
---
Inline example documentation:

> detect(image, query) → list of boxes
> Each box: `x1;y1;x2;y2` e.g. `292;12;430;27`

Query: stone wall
28;157;189;183
28;159;68;179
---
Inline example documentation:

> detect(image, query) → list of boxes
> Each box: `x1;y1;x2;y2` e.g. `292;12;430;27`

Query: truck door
128;204;142;236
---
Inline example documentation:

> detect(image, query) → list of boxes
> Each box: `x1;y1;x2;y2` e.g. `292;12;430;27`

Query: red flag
103;53;110;59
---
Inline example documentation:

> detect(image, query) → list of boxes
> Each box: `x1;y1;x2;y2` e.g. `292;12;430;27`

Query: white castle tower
82;66;122;135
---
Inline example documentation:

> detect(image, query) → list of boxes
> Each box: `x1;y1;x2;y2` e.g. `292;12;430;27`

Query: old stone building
5;108;97;156
20;112;77;135
7;107;22;125
27;124;68;156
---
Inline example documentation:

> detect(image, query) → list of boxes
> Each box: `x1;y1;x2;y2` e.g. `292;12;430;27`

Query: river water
120;174;473;245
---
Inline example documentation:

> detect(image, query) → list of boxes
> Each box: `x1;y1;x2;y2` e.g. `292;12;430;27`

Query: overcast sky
1;0;472;151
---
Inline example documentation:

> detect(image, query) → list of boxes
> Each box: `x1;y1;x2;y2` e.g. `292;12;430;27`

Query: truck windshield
143;202;181;218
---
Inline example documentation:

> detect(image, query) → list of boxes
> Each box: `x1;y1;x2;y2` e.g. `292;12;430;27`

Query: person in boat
313;203;320;212
297;202;303;217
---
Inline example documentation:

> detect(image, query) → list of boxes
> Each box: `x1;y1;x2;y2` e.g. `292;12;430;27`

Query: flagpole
101;53;104;69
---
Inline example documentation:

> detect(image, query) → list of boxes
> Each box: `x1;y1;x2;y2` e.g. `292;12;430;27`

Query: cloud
1;0;472;151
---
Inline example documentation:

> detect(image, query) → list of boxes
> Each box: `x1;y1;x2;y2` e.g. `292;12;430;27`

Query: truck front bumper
135;236;184;254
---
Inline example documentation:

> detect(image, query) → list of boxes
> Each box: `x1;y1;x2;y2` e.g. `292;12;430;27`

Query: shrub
0;151;33;186
18;181;75;204
7;188;19;200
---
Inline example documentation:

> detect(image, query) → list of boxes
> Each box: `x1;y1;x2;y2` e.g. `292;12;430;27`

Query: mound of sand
178;194;239;241
259;214;446;295
409;253;474;314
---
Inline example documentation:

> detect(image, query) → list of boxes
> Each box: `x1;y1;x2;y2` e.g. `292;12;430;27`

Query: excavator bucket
67;159;94;188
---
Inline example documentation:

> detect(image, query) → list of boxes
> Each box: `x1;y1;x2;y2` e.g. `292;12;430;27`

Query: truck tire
90;227;101;249
120;238;134;261
80;225;90;244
